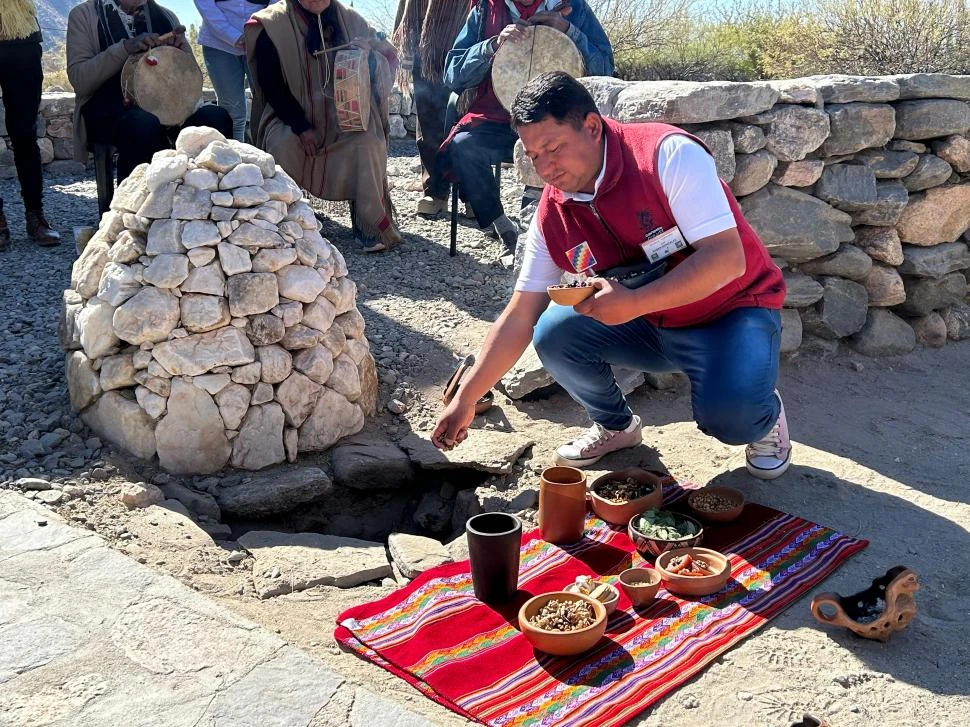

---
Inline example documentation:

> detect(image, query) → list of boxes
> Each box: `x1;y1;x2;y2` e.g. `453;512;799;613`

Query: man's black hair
510;71;600;129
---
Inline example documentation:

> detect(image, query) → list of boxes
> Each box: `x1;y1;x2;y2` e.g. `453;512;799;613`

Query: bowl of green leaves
628;509;704;559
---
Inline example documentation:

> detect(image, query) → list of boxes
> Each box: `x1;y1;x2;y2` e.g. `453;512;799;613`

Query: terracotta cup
466;512;523;603
538;466;588;545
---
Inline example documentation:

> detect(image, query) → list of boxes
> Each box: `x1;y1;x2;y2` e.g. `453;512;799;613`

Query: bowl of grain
618;567;662;607
589;468;665;526
687;487;745;523
518;591;608;656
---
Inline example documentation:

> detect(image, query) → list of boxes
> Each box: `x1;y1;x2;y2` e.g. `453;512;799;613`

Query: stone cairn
61;127;377;474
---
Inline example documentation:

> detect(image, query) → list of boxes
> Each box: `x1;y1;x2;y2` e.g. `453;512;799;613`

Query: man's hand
573;277;646;325
431;398;476;451
496;22;529;48
299;129;319;157
168;25;188;50
526;10;569;32
123;32;160;54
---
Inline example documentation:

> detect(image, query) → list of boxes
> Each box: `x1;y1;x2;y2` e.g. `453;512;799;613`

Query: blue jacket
195;0;272;55
443;0;614;93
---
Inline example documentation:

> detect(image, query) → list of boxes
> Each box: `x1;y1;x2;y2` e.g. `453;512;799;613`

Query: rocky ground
1;141;969;726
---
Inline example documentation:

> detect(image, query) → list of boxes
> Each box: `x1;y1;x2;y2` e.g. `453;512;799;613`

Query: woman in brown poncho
245;0;401;252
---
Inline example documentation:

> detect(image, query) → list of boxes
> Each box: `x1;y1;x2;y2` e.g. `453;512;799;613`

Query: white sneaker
746;391;792;480
555;415;643;468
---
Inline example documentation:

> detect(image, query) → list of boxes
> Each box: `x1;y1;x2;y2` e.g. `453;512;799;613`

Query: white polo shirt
515;134;737;292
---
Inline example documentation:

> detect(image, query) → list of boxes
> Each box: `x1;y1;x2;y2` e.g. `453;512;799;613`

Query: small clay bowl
618;568;662;607
564;580;620;616
687;487;745;524
628;510;704;560
655;547;731;598
547;284;595;306
589;468;664;526
518;591;608;656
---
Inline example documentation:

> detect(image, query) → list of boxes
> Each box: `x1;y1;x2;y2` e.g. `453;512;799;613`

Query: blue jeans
448;122;517;228
203;46;250;142
532;305;782;445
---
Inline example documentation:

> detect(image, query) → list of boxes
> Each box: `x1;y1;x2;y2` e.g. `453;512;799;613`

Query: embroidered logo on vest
565;241;597;273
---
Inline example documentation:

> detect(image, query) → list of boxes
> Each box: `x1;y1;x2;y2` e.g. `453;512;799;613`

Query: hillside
35;0;74;40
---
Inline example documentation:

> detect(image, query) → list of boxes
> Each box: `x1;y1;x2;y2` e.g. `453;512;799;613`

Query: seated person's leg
448;123;516;230
182;104;235;141
84;101;166;183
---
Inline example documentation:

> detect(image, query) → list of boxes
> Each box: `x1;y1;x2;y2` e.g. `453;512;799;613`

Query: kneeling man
432;72;792;479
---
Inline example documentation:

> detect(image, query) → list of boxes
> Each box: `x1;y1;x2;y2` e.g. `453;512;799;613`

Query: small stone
252;248;298;273
121;482;165;509
187;247;217;267
171;184;213;220
281;324;322;350
910;312;948;347
257;344;293;384
113;287;180;344
136;181;177;219
797;244;872;281
151;326;256;376
292;344;334;384
228;273;279;317
251;382;275;405
387;398;407;415
142;253;189;288
175;126;226;157
232;186;270;207
220;163;263;189
849;309;916;356
276;266;326;303
944;302;970;340
182;167;220;191
146;219;186;255
802;277;869;339
196;141;242;173
896;272;967;316
232;361;262;384
216;383;251;430
180;293;231;333
854;227;903;266
231;403;285;470
284;428;298;462
863;264;906;306
782;272;824;308
180;263;226;296
903;154;953;192
771;159;824;187
388;533;453;579
99;352;137;391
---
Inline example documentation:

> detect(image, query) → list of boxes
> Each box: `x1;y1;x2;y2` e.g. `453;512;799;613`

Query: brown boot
0;209;9;252
26;209;60;247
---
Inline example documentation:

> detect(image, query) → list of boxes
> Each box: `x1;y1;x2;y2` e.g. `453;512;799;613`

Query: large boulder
810;75;900;103
612;80;778;125
849;181;908;227
896;185;970;245
155;378;231;474
740;185;853;262
902;154;953;192
862;264;906;307
763;106;829;162
729;150;776;197
802;277;869;339
898;242;970;279
819;103;895;156
893;99;970;140
849;309;916;356
798;244;872;281
893;74;970;100
814;164;878;211
895;272;967;316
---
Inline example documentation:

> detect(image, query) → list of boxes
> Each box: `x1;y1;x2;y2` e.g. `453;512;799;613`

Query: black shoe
26;209;60;247
0;210;9;252
500;229;518;255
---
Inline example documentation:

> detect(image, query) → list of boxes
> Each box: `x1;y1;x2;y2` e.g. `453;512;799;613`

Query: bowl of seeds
628;509;704;559
518;591;608;656
589;468;665;526
547;281;596;306
618;567;662;607
655;547;731;597
687;487;745;523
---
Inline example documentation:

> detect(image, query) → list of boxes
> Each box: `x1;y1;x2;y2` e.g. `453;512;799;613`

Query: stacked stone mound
61;127;377;474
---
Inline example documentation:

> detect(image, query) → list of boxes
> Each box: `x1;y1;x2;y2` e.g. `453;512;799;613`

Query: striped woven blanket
335;485;867;726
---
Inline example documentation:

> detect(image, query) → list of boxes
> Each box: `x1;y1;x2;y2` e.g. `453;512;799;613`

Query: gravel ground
3;141;970;727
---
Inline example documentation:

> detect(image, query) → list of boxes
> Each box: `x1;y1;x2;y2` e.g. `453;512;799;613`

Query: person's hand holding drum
123;32;161;54
495;22;529;50
527;2;572;33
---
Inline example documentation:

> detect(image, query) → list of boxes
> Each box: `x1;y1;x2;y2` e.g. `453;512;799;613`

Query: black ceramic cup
466;512;523;603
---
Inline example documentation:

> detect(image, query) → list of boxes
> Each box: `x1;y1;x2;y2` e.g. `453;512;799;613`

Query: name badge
640;226;687;264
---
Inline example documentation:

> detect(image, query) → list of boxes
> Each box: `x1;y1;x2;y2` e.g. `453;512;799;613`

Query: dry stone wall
514;73;970;356
61;127;378;474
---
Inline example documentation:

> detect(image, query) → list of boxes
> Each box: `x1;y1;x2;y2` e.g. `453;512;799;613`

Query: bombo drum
121;45;203;126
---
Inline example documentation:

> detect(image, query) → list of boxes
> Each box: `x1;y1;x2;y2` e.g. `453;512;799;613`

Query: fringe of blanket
0;0;39;42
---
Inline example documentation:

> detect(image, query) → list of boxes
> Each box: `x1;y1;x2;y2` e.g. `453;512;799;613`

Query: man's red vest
536;118;786;328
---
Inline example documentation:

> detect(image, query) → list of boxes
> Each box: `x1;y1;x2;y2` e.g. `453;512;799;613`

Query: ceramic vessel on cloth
589;468;665;526
538;466;588;544
518;591;607;656
687;486;745;523
655;547;731;597
628;511;704;559
810;565;919;642
466;512;523;603
618;567;662;607
564;579;620;616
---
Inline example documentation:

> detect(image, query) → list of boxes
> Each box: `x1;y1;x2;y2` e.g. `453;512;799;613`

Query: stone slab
399;431;535;475
238;530;392;596
216;465;333;518
387;533;453;579
0;491;432;727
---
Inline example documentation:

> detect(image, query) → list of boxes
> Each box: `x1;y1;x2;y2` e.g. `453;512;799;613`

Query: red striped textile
335;485;867;726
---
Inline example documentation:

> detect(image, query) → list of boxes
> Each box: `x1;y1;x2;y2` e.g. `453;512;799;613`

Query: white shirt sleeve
513;133;736;293
513;212;564;293
656;134;737;243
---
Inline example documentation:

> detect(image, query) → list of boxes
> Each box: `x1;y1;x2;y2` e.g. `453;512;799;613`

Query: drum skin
492;25;584;110
121;45;203;127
